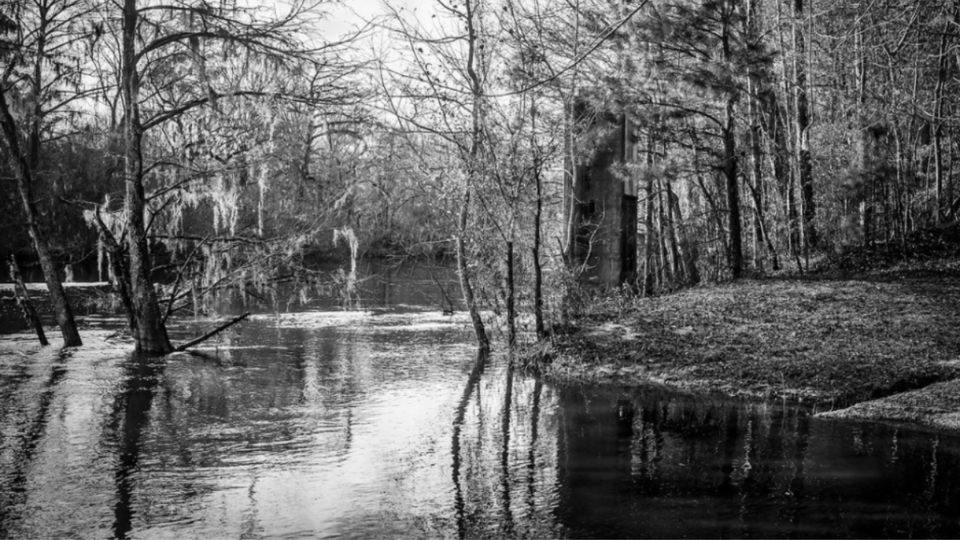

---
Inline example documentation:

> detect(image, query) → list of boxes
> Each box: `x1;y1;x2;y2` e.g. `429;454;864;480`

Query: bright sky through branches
318;0;428;39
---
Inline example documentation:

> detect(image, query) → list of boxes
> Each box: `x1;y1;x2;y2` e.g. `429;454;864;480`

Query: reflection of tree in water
554;387;960;538
125;324;364;529
107;355;164;539
499;364;514;536
450;352;562;539
451;349;486;539
0;349;71;538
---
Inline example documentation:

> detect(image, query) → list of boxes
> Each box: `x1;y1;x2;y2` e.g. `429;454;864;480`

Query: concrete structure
565;113;639;288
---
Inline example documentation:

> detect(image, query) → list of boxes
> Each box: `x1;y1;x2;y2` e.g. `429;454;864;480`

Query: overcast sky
318;0;429;40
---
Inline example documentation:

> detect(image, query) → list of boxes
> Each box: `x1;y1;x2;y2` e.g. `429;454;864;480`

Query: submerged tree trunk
0;87;82;347
456;188;489;352
8;256;49;346
122;0;172;354
458;0;489;353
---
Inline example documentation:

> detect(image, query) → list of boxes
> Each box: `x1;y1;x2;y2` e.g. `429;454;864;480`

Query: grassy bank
538;257;960;429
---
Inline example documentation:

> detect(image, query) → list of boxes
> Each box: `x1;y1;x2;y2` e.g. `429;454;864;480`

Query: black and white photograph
2;0;960;537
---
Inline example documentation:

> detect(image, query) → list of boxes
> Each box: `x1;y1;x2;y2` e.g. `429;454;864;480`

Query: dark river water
2;264;960;538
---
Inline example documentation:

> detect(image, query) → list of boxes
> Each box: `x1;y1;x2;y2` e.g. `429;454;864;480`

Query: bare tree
106;0;361;353
377;0;497;351
0;0;101;347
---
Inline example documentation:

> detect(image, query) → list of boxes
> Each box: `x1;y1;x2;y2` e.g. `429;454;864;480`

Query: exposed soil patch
538;258;960;415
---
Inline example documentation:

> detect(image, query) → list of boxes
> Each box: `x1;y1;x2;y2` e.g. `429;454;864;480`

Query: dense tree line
1;0;958;352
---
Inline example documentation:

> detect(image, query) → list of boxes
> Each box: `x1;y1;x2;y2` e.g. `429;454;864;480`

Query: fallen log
174;312;251;352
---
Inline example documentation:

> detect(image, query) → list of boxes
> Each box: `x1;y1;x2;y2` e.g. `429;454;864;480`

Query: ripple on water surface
3;308;960;538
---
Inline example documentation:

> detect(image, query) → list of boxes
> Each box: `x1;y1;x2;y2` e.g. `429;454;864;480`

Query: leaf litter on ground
542;250;960;432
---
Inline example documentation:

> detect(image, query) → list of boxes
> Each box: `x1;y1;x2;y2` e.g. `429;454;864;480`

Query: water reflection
0;349;70;537
555;387;960;538
3;292;960;537
108;356;164;538
499;363;514;536
452;349;487;539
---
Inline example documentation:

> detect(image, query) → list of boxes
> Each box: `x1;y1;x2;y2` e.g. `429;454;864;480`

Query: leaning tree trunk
0;87;82;347
456;188;489;352
122;0;172;354
8;256;49;346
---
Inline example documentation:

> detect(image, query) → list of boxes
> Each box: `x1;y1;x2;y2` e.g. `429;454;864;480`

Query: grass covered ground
538;229;960;430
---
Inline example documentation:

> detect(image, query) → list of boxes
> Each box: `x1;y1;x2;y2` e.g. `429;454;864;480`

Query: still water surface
1;265;960;538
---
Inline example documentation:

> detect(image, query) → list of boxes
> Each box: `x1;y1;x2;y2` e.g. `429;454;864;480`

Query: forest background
1;0;958;354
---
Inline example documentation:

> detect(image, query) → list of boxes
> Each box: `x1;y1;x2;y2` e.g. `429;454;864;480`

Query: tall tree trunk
0;87;82;347
122;0;172;354
657;175;675;285
692;130;729;277
719;4;743;279
562;1;583;266
760;90;791;251
745;179;781;271
933;18;950;223
563;103;580;266
505;240;516;348
724;99;744;279
894;129;907;239
666;178;697;283
459;0;489;352
856;18;876;246
642;130;657;295
531;103;545;339
950;6;960;222
949;139;957;221
746;0;771;270
749;90;764;270
792;0;817;249
774;0;800;254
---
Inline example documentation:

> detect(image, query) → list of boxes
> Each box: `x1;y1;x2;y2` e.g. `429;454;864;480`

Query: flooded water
2;264;960;538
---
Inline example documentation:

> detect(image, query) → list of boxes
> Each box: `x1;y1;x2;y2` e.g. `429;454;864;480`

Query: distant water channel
2;263;960;538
